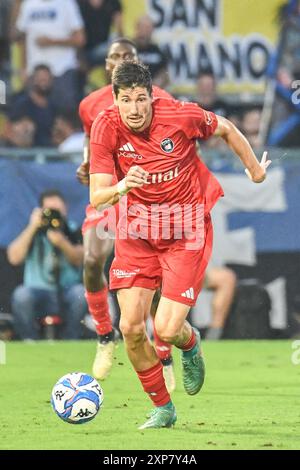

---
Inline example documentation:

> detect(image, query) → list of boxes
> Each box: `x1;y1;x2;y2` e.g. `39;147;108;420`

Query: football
51;372;103;424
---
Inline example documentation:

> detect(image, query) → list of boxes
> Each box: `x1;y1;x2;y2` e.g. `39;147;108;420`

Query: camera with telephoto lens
40;208;66;233
40;208;79;244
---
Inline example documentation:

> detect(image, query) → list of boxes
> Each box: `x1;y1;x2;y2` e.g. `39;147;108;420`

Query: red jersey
79;84;173;136
80;85;173;235
90;98;223;217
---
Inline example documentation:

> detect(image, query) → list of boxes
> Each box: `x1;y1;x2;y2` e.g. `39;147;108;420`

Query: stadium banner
123;0;283;95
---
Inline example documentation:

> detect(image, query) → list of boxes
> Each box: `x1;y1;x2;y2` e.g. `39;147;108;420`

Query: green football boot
139;402;177;430
181;328;205;395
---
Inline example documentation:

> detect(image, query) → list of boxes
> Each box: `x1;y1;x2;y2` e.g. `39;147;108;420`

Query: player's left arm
214;115;271;183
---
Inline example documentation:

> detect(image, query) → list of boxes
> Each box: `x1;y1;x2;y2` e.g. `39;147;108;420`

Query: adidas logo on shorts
181;287;194;300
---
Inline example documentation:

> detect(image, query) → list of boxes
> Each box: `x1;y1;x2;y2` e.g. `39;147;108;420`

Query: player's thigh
159;217;213;306
117;287;156;335
110;236;162;293
154;296;190;337
83;225;114;263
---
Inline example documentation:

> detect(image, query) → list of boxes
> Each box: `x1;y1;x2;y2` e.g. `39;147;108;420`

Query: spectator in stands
195;71;231;117
52;110;85;153
14;0;86;110
241;109;262;149
277;0;300;25
9;64;57;147
133;15;169;88
2;114;36;148
195;71;238;150
7;190;86;340
77;0;123;67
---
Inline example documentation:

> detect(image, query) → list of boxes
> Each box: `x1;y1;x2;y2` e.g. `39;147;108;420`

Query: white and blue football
51;372;103;424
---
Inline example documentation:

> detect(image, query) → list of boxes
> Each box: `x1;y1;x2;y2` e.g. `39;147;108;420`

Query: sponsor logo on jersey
112;268;140;279
203;110;213;126
119;142;135;152
118;142;143;160
147;165;179;184
160;138;175;153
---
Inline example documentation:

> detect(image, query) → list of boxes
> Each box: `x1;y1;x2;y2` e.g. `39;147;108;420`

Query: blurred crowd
0;0;265;152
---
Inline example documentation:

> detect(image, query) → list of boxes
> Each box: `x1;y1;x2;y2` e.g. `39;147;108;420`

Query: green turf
0;340;299;450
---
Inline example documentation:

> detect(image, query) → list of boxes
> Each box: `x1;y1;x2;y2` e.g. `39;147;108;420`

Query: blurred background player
77;38;176;389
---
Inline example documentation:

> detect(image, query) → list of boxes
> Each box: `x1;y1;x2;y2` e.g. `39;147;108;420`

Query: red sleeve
176;101;218;140
79;97;93;136
89;114;117;175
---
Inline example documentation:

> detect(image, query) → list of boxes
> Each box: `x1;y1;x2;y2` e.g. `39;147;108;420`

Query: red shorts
110;215;213;306
82;203;119;236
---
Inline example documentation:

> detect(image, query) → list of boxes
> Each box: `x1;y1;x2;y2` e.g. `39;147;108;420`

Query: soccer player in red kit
77;38;175;387
89;62;271;429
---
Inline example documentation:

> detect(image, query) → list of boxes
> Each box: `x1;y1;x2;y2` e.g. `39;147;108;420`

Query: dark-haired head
39;189;67;217
109;37;137;51
112;62;153;133
112;61;152;98
39;189;65;207
105;38;138;77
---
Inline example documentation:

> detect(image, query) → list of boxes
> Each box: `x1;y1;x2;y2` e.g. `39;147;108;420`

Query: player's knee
154;323;179;344
119;319;145;345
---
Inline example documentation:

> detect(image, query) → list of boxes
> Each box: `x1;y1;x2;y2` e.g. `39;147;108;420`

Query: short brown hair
112;61;152;98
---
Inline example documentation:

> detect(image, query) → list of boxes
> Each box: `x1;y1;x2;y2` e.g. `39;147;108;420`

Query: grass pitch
0;340;299;450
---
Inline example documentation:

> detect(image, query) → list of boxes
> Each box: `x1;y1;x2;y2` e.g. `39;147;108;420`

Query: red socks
153;323;173;361
181;329;196;351
85;287;112;336
137;361;170;407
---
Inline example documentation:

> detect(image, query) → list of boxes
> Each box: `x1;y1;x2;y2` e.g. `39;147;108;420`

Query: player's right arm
76;96;92;185
89;113;149;209
76;135;90;185
90;166;149;210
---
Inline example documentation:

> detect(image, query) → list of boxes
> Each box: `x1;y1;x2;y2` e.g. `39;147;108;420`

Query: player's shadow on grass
178;425;296;438
207;391;298;398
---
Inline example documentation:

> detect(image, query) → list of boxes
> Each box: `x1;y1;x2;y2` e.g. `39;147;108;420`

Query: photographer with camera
7;190;86;340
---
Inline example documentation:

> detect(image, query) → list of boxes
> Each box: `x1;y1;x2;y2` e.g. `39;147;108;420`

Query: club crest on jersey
203;110;213;125
160;138;174;153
